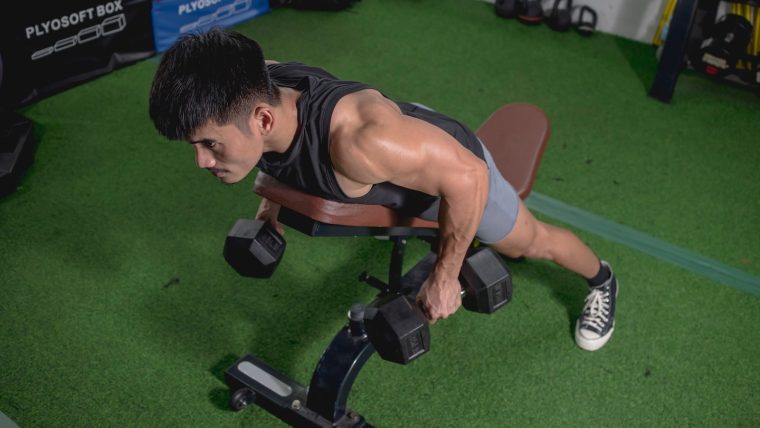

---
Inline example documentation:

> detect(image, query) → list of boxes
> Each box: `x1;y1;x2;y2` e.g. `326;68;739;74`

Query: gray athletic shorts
417;141;520;244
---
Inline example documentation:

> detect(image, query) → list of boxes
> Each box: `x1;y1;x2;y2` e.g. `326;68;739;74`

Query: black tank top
258;62;485;217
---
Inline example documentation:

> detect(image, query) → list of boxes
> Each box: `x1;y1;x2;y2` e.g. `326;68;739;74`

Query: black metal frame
224;212;438;427
650;0;702;102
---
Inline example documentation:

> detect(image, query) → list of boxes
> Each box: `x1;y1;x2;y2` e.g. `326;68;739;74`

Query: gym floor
2;1;759;426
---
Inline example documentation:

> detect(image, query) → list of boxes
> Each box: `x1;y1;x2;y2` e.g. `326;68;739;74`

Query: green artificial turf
1;1;759;426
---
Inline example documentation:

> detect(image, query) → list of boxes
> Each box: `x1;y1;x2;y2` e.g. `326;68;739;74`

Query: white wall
581;0;668;43
483;0;670;44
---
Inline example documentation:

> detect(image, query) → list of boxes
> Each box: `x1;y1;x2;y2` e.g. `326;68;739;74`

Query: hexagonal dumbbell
363;293;430;365
223;219;286;278
460;246;513;313
364;247;512;365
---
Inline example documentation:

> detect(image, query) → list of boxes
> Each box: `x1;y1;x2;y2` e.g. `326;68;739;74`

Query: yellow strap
653;0;678;45
753;6;760;57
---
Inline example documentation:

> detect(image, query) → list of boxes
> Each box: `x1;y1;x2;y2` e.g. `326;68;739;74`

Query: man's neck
264;87;301;154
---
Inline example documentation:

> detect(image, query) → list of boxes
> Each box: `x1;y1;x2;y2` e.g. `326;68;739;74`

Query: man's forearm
432;168;489;284
256;197;284;235
256;197;281;217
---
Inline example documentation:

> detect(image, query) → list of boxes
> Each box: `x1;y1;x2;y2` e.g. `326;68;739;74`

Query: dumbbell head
364;294;430;365
223;219;286;278
459;247;512;313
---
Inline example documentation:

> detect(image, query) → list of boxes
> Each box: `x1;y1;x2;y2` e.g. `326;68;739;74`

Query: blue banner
152;0;270;52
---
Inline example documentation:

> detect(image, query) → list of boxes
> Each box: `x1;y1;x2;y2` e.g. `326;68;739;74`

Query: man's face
189;120;262;184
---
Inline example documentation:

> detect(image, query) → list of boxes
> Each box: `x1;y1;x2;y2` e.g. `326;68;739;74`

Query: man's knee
491;215;548;260
518;222;553;260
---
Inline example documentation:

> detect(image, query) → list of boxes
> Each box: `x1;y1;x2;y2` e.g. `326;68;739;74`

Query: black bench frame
224;210;439;427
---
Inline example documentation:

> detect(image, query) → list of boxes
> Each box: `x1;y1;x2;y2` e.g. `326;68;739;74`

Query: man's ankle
587;261;611;288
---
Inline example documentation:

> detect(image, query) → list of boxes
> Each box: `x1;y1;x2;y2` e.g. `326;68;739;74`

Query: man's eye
204;141;217;149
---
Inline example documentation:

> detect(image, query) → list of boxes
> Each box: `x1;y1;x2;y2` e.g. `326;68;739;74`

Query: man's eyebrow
189;138;215;145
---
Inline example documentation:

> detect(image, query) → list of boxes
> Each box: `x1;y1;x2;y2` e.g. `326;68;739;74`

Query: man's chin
218;175;241;184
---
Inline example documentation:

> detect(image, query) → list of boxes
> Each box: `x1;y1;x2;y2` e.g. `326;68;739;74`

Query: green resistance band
526;192;760;297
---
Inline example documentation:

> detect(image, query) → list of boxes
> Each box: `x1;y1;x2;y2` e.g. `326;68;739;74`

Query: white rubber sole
575;321;615;351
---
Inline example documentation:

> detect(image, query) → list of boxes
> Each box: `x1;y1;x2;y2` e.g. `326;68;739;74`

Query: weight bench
224;103;550;427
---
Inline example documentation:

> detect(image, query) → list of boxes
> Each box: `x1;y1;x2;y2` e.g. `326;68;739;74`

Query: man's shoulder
336;90;400;122
267;61;338;81
331;90;401;144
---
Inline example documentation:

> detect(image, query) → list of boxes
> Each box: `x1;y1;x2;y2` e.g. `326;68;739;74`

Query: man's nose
194;145;216;169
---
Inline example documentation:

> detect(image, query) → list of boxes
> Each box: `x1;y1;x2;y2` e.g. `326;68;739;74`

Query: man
148;28;618;351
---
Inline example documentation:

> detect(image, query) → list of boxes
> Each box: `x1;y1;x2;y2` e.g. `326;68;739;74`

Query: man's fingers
416;299;436;324
416;299;429;319
256;215;285;236
425;309;438;325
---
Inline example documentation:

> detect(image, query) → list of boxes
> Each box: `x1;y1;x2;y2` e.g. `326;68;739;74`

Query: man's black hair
149;28;280;140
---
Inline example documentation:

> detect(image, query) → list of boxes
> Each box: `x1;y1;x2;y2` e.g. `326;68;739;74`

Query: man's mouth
209;168;227;178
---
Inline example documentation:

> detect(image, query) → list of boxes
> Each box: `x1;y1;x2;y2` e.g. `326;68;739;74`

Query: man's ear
251;104;275;136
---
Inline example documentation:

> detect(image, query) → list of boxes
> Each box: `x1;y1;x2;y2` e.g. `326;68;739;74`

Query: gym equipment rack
650;0;760;102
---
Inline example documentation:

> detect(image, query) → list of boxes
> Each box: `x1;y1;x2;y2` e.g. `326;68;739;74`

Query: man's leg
488;199;618;351
489;199;599;276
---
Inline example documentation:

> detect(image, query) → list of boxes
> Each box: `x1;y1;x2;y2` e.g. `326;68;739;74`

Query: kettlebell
576;5;598;36
494;0;518;19
547;0;572;32
517;0;544;25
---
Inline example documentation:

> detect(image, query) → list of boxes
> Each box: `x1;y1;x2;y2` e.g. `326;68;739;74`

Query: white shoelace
580;287;610;333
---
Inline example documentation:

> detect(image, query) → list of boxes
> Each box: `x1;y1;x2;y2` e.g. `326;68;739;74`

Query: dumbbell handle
424;284;505;314
361;271;469;300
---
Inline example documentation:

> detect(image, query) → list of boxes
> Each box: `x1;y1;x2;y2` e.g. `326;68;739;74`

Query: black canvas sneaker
575;261;617;351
